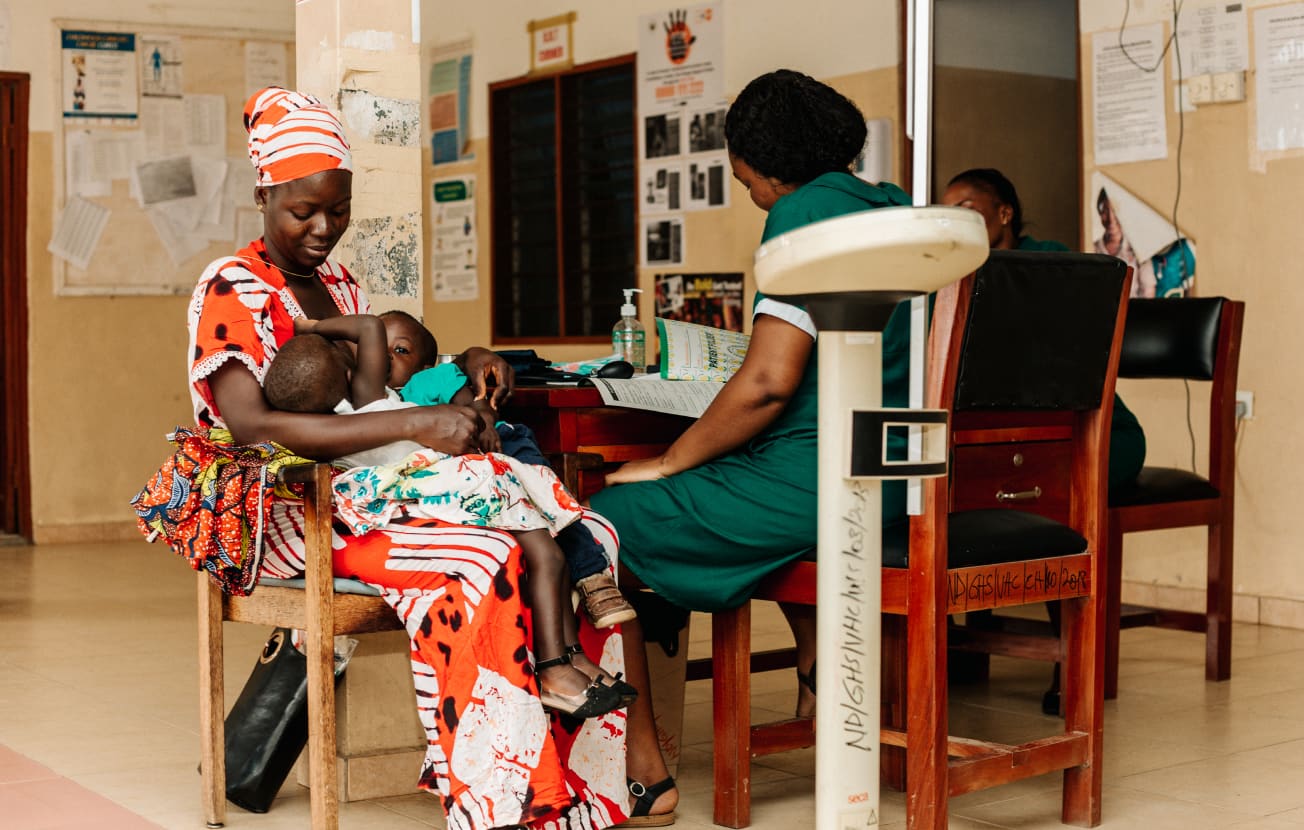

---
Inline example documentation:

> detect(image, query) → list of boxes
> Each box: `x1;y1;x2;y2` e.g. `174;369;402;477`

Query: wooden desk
502;386;693;499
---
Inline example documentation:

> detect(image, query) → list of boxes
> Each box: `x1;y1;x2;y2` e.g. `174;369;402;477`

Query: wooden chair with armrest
1104;297;1245;696
709;251;1131;829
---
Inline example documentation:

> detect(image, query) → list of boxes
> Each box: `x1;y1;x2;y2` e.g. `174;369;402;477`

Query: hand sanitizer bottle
612;288;645;369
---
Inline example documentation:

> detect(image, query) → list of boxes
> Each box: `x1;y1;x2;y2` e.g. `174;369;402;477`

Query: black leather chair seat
1109;466;1220;508
882;509;1087;569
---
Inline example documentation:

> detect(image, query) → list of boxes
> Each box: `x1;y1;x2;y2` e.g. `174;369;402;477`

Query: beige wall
21;0;901;538
15;2;293;541
1081;2;1304;624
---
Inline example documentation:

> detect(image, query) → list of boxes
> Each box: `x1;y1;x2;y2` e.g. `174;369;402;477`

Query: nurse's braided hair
724;69;867;185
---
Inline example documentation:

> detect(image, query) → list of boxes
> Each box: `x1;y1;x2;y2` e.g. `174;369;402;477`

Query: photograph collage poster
655;272;744;332
637;2;727;267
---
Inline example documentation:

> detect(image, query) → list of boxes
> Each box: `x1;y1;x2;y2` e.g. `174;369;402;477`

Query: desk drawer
951;440;1071;523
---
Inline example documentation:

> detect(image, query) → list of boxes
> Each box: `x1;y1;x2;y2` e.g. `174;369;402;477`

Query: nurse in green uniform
591;69;912;719
941;167;1146;489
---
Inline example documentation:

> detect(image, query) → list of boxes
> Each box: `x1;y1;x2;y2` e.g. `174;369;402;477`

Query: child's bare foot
535;653;623;719
576;572;637;628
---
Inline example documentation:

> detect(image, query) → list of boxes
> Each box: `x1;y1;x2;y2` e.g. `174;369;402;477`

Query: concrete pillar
293;0;428;800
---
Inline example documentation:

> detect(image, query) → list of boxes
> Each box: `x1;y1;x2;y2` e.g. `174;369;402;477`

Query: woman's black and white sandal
564;643;639;707
618;776;676;827
535;652;625;719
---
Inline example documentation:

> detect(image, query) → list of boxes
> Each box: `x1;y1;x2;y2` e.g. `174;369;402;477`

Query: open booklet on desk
590;319;751;417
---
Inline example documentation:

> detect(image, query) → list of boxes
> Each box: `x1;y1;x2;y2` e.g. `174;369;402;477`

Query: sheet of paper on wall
188;157;232;239
589;377;722;419
64;130;112;198
427;37;474;165
1092;23;1168;165
642;162;683;212
1255;3;1304;151
134;156;197;207
1088;171;1195;298
1172;3;1248;79
61;30;138;122
146;203;210;266
48;197;111;271
683;153;729;211
184;94;227;158
141;96;186;160
642;216;684;266
139;34;183;99
431;175;478;302
244;41;288;98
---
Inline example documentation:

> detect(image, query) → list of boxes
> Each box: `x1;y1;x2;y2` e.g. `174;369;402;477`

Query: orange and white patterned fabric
243;86;352;186
187;244;630;829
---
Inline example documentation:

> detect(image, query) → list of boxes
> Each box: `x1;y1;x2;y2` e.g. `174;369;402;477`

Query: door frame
1;72;31;540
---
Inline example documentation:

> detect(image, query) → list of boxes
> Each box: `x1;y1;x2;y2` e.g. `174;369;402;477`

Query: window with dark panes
490;55;636;342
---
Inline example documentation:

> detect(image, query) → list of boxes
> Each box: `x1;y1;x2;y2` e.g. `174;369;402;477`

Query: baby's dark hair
724;69;867;184
264;333;351;414
378;309;439;366
948;168;1024;238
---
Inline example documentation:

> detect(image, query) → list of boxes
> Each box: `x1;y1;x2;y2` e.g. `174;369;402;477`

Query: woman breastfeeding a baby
177;87;676;830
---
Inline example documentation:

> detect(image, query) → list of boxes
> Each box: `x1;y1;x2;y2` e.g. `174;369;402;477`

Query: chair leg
198;573;226;828
1060;591;1104;827
712;603;753;829
905;605;948;830
1207;519;1234;682
1103;521;1124;700
303;464;339;829
880;614;906;792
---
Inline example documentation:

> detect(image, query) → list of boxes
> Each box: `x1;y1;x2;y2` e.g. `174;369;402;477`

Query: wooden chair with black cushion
1105;297;1245;697
709;251;1130;830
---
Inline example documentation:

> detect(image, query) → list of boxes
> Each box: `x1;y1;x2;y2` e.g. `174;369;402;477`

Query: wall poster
61;30;138;121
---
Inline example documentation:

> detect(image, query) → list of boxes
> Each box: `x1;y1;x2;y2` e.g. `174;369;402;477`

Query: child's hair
264;333;351;414
378;309;439;365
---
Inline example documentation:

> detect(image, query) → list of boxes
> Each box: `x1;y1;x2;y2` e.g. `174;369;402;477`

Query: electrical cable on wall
1117;0;1201;474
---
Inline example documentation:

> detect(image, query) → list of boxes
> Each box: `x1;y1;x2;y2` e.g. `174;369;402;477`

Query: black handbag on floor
222;628;349;813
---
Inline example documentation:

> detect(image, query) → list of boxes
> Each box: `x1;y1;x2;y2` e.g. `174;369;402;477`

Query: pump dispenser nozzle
620;287;643;318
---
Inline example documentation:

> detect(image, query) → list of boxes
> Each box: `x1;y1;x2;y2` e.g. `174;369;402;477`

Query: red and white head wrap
243;87;353;186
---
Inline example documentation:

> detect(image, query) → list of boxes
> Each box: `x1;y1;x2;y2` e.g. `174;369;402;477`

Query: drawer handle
996;486;1042;502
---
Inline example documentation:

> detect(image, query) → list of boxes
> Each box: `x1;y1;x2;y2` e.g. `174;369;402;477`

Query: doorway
931;0;1082;247
0;72;31;541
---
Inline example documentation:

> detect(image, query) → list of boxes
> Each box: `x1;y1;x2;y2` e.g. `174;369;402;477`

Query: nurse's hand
604;455;667;486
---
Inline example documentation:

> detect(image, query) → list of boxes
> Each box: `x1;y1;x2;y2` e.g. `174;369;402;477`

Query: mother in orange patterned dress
190;87;675;830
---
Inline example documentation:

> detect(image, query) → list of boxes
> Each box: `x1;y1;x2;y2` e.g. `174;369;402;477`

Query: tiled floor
2;540;1304;829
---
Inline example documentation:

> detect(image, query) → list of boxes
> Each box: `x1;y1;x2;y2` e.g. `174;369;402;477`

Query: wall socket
1213;70;1247;103
1236;389;1254;421
1187;74;1214;105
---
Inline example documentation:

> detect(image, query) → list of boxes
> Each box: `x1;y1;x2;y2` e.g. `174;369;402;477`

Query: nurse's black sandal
564;643;639;707
616;776;676;827
535;653;624;719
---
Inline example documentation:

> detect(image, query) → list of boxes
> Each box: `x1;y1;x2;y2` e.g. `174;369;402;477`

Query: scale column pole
814;329;883;830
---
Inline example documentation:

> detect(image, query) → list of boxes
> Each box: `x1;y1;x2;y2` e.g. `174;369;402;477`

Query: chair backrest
954;252;1131;411
917;251;1132;565
1115;296;1245;484
1118;297;1228;380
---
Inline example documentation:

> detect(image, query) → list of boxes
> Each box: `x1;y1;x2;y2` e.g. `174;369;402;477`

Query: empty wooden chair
1105;297;1245;696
